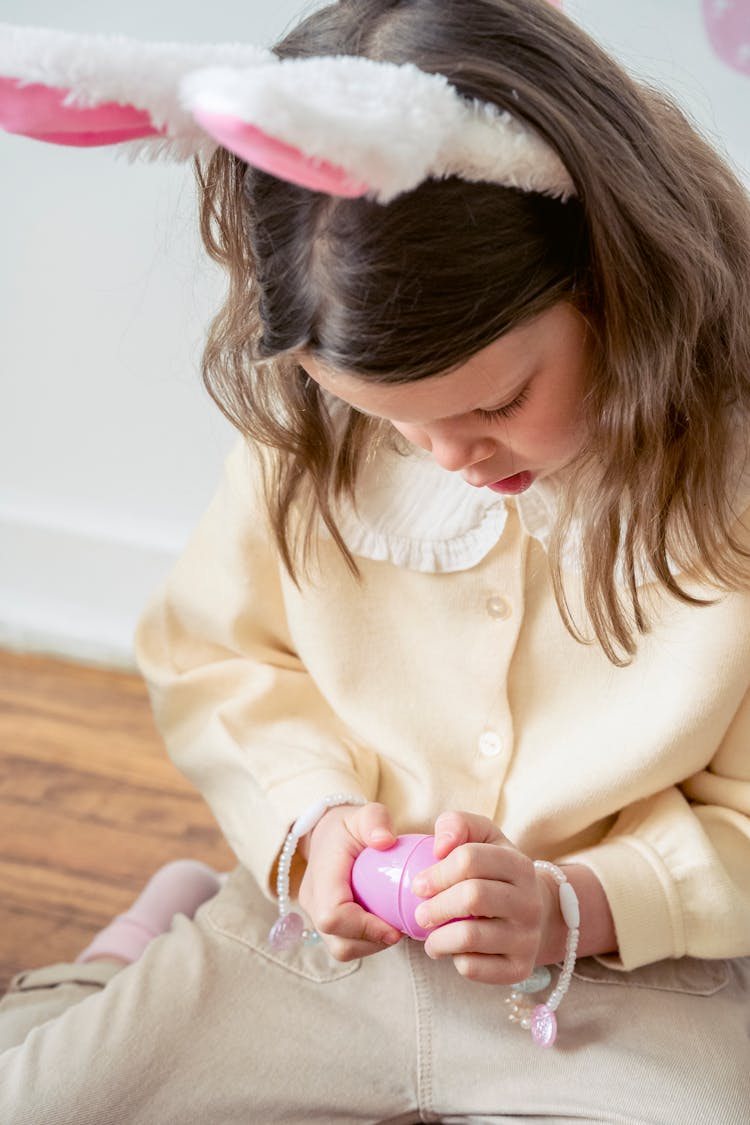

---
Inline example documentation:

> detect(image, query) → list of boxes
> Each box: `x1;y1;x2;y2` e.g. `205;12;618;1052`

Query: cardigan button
478;731;503;757
486;594;511;620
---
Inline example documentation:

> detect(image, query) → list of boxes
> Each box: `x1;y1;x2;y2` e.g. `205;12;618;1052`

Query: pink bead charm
530;1004;557;1047
269;911;304;950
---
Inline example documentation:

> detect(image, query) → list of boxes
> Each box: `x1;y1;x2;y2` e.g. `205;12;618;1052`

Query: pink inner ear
192;107;370;197
0;77;160;146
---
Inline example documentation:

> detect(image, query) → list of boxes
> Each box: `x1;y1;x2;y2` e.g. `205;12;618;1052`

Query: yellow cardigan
135;439;750;971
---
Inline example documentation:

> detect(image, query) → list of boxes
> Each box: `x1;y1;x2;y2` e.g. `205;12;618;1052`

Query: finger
450;952;535;987
348;802;397;849
432;810;508;860
322;934;400;962
415;876;531;932
423;917;529;961
315;900;401;948
412;840;533;899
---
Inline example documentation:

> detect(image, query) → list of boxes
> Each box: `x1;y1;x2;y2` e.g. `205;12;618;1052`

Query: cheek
513;395;584;460
537;372;587;436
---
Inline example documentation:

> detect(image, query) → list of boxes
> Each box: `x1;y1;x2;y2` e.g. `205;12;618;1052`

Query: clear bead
268;911;304;950
516;966;552;993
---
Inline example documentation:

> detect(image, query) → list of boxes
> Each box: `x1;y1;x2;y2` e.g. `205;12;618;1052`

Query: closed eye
474;385;531;422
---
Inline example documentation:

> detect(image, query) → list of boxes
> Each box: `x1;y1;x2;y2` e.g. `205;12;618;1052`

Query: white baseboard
0;513;181;671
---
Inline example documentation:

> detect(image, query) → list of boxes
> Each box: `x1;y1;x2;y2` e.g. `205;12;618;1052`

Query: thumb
350;802;397;850
433;810;505;858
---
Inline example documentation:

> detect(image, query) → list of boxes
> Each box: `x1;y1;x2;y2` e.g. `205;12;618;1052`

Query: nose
404;423;496;473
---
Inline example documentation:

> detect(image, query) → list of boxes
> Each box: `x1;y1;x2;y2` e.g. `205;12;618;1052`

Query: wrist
536;862;617;964
510;861;580;1047
298;803;349;861
269;793;366;952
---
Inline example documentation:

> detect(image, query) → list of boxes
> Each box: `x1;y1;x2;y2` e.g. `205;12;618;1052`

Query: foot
76;859;224;965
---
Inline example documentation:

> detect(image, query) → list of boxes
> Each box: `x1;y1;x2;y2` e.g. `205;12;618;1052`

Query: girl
1;1;749;1121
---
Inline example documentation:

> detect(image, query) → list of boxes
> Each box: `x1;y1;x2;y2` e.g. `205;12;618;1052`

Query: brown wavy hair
196;0;750;664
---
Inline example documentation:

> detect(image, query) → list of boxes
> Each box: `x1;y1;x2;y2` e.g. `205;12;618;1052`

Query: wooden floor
0;649;234;994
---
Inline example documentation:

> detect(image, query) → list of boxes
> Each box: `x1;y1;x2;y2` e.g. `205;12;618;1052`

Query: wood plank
0;650;234;993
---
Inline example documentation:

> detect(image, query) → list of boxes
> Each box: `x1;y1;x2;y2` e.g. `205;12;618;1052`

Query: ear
0;23;273;157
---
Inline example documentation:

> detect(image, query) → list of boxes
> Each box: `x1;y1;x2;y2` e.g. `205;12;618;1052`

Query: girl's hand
411;810;558;985
297;802;403;961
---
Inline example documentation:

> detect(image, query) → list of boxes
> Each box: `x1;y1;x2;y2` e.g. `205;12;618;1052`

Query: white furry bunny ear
183;54;576;203
0;23;575;203
0;24;272;159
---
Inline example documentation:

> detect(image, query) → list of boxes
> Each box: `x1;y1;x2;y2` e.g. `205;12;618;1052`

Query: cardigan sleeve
134;440;379;896
564;764;750;970
563;599;750;970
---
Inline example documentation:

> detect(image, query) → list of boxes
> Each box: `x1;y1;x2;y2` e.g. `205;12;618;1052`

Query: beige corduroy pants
0;865;748;1124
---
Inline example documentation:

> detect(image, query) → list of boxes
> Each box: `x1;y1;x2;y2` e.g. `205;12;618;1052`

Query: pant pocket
571;954;730;996
201;865;361;984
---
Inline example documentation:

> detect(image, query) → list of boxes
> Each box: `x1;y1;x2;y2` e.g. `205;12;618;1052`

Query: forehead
298;302;579;423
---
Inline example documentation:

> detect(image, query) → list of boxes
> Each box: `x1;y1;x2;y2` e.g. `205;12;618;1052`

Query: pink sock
76;859;223;965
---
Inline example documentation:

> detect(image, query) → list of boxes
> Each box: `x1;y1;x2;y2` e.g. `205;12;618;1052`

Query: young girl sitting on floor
1;1;749;1121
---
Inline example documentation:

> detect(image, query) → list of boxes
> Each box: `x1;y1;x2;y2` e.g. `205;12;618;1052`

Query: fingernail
383;931;401;945
411;876;428;896
435;832;453;852
370;828;392;845
414;906;431;928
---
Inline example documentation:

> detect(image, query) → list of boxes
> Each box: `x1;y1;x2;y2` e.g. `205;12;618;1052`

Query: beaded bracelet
506;860;580;1047
268;793;367;951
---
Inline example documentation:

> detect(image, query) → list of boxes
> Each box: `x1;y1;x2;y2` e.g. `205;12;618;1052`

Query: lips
484;471;535;494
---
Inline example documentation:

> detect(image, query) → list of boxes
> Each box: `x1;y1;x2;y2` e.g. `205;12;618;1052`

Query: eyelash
475;385;531;422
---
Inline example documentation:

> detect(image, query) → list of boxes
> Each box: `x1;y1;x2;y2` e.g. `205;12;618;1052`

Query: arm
563;764;750;970
135;439;379;895
563;615;750;970
411;693;750;979
394;658;750;983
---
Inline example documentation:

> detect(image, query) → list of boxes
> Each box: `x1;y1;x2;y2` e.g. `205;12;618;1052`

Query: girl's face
298;301;590;494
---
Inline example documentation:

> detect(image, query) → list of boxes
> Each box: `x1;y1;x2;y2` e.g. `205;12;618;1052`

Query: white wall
1;0;748;669
0;0;324;668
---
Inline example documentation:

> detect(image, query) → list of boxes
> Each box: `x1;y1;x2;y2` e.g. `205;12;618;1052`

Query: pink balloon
703;0;750;77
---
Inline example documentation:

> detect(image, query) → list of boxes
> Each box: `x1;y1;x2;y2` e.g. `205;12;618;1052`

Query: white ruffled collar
323;430;750;580
326;439;553;574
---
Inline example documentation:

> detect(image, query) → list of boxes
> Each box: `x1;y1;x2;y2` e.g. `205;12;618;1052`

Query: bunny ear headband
0;23;575;204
